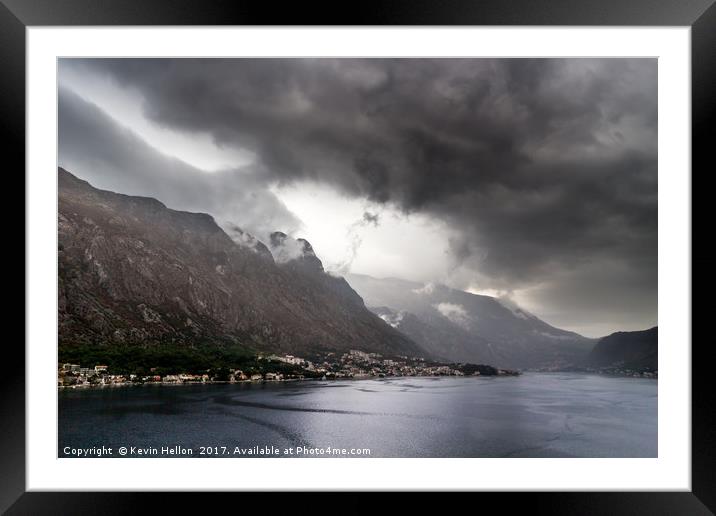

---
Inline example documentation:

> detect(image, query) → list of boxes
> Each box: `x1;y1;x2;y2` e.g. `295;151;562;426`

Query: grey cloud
58;86;302;242
362;211;380;227
330;210;383;275
516;257;658;337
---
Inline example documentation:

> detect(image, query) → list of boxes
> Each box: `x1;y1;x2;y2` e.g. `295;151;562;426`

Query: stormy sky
58;58;657;337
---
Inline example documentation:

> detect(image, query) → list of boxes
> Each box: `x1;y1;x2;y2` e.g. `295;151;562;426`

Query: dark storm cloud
59;58;657;334
58;86;302;241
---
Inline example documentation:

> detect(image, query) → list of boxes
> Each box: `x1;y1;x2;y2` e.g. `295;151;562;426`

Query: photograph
5;0;707;507
56;57;658;459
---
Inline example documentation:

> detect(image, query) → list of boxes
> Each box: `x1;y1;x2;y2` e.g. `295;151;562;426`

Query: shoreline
57;373;511;390
57;370;656;390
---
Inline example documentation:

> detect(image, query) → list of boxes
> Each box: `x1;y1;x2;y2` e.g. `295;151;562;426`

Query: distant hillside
346;273;594;369
58;167;425;360
588;327;658;370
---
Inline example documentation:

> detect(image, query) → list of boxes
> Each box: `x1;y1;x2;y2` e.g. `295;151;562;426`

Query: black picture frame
5;0;713;513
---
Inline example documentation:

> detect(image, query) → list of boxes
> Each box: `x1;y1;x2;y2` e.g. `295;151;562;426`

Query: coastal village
566;366;658;379
58;349;518;388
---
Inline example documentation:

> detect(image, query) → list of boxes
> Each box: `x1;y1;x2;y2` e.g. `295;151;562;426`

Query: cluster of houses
550;365;658;379
58;361;299;387
58;350;510;388
585;367;658;379
321;350;473;378
58;363;132;387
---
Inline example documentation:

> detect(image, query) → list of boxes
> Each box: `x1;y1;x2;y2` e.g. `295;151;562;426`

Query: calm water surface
59;373;657;457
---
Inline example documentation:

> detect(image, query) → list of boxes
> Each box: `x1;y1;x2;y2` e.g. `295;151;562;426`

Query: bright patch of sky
271;181;455;283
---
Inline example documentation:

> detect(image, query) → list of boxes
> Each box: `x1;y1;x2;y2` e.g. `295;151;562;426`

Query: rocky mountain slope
346;273;594;369
58;167;424;358
587;326;658;370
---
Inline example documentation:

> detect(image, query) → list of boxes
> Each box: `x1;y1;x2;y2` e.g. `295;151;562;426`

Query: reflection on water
59;372;657;458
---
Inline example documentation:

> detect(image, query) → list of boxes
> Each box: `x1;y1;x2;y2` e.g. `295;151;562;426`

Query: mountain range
58;167;421;359
587;326;658;371
58;167;656;370
346;273;594;369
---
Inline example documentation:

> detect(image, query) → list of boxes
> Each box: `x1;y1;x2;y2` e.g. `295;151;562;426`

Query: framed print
5;0;714;513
